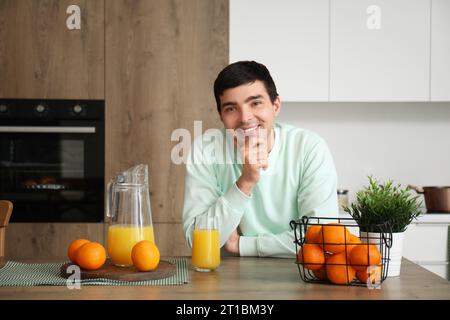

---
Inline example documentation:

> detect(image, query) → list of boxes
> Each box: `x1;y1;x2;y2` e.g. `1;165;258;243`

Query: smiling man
182;61;338;257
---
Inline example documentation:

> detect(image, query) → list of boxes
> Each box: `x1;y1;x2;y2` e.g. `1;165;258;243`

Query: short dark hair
213;61;278;113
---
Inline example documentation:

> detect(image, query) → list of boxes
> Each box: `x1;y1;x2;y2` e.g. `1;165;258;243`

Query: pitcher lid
114;164;148;185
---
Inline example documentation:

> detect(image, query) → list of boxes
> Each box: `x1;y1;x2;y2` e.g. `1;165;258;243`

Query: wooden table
0;257;449;300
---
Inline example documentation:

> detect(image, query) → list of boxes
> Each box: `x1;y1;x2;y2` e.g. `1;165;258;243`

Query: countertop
339;211;450;224
0;257;449;300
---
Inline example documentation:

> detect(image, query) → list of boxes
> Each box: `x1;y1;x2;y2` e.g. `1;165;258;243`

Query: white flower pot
360;231;405;277
388;232;405;277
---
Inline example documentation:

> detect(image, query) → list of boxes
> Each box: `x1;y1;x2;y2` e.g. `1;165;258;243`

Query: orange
317;223;348;254
326;252;356;285
356;265;382;285
76;242;106;270
297;243;325;270
131;240;160;272
312;253;333;280
349;244;381;271
67;239;90;263
312;266;328;280
344;234;362;258
305;225;322;244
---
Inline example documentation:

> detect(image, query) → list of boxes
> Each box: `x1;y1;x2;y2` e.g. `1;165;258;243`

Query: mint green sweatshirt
182;122;338;258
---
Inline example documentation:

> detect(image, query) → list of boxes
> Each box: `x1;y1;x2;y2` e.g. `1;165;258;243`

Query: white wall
277;102;450;206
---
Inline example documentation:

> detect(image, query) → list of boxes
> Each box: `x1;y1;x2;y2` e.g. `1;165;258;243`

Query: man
182;61;338;257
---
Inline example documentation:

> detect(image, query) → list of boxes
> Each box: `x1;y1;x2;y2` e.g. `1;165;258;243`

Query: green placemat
0;258;188;287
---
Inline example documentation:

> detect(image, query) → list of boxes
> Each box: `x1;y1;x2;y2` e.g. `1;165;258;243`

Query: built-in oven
0;99;104;222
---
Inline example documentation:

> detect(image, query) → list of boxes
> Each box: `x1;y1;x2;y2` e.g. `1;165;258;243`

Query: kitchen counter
0;257;449;300
339;211;450;224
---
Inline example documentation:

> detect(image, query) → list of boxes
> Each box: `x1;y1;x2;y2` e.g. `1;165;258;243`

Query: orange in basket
356;265;382;284
326;252;356;285
312;266;328;280
297;243;325;270
349;244;381;271
317;223;349;254
344;234;362;257
305;225;322;243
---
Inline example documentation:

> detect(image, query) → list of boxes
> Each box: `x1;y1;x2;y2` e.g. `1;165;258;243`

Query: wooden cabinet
230;0;329;101
105;0;225;256
330;0;430;101
431;0;450;101
2;0;227;259
0;0;104;99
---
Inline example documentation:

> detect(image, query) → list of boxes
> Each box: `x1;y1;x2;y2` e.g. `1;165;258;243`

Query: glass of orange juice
191;215;220;272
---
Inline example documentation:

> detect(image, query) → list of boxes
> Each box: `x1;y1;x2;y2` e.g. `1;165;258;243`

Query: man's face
218;80;281;141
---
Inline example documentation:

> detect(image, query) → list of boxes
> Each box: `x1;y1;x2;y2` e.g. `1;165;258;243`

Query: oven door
0;124;104;222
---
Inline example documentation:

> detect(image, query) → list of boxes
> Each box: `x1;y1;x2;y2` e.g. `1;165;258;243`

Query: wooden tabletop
0;257;449;300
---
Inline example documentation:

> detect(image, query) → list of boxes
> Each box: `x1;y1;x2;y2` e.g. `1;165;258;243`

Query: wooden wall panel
0;0;104;99
5;223;105;259
1;0;228;259
105;0;227;256
154;223;190;257
4;222;189;258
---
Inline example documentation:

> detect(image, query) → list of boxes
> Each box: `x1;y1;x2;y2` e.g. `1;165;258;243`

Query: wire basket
290;216;393;287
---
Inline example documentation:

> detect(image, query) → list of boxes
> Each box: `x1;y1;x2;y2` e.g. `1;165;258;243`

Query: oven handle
0;126;96;133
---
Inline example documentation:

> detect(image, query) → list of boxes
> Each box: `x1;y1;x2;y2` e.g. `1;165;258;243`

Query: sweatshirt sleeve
239;230;296;258
240;133;338;258
297;135;339;219
182;138;252;249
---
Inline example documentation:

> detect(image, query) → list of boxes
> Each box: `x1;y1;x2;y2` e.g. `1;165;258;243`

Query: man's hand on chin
224;229;240;255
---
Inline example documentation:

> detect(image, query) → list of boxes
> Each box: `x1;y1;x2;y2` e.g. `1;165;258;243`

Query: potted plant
343;176;423;277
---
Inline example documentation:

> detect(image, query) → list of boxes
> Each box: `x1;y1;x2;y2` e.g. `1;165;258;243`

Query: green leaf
346;175;423;232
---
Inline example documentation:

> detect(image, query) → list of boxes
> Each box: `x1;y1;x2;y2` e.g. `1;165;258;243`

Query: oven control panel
0;99;103;120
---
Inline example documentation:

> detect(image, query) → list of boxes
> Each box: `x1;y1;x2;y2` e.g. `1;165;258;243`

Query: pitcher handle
106;181;115;220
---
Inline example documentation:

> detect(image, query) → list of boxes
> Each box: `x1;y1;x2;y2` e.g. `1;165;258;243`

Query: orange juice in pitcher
107;224;155;266
105;164;155;267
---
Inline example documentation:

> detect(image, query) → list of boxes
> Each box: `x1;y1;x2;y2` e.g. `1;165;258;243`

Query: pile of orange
67;239;106;271
297;223;382;285
67;239;160;272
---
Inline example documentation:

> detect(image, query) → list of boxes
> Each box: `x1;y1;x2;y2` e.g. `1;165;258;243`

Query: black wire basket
290;216;393;287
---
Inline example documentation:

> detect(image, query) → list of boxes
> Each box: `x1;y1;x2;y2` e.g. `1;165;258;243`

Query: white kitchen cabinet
431;0;450;101
402;217;450;280
330;0;430;101
230;0;329;101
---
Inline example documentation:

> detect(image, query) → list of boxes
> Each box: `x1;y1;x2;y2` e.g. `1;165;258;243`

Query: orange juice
107;224;155;266
191;229;220;271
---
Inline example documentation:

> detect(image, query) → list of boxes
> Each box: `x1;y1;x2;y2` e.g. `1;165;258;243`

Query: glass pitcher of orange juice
106;164;155;267
191;215;220;272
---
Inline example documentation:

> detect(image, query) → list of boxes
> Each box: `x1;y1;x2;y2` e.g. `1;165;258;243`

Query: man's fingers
240;138;267;153
241;142;267;160
237;134;269;167
259;158;269;170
